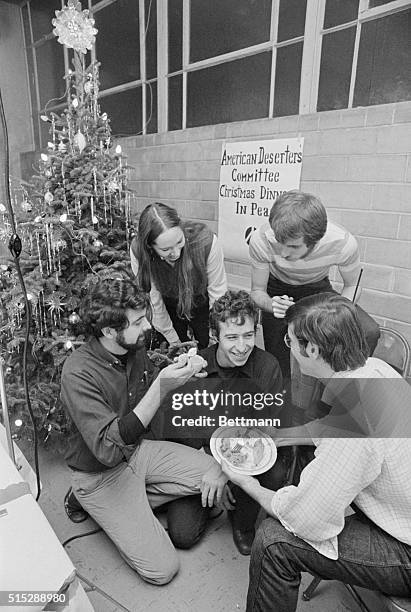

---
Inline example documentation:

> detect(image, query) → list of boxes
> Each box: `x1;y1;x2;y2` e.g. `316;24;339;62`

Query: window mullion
348;20;362;108
157;0;168;132
268;0;279;118
299;0;321;114
139;0;146;134
182;0;190;129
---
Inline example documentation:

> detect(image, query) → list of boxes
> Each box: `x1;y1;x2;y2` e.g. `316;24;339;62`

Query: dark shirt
167;344;284;448
201;344;283;391
60;337;158;472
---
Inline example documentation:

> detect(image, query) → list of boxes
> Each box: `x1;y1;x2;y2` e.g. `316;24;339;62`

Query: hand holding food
176;347;207;374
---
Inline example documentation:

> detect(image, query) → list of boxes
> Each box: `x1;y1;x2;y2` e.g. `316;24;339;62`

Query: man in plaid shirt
222;292;411;612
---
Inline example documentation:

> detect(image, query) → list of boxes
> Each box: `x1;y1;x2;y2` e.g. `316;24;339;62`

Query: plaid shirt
272;360;411;559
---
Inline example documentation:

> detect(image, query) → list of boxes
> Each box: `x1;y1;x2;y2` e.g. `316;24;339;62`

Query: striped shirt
249;221;359;285
272;359;411;559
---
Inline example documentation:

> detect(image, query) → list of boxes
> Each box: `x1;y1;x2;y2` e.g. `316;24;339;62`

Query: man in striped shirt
222;293;411;612
249;190;379;381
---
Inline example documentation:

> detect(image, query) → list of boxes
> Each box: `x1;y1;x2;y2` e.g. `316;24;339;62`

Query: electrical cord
0;87;42;501
62;527;102;548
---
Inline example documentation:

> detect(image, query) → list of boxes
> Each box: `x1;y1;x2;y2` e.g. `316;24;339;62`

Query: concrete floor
18;442;386;612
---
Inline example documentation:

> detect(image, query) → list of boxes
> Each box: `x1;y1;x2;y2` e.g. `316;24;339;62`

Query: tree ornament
44;191;54;204
15;419;23;428
21;200;32;212
59;213;68;222
65;340;73;350
74;130;86;153
72;97;79;108
58;142;67;153
52;0;98;54
45;292;66;315
107;180;119;193
0;203;6;213
68;312;81;324
84;81;93;94
52;238;67;250
41;153;48;162
92;215;98;224
93;240;103;248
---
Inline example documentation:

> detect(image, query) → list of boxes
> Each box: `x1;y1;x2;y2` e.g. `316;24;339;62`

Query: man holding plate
222;293;411;611
166;290;290;556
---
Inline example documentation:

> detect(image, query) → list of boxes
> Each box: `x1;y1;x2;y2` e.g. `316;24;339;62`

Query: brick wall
120;101;411;371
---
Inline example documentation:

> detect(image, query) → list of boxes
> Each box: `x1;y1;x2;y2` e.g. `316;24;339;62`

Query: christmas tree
0;0;134;448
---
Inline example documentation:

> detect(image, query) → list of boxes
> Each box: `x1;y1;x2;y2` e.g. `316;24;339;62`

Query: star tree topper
52;0;98;54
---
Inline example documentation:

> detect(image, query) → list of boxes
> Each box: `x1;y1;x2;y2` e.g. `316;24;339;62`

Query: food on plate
219;431;266;468
252;438;264;466
177;347;206;373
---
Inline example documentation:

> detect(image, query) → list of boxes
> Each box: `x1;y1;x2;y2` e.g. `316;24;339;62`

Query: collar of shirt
89;336;144;371
202;344;258;378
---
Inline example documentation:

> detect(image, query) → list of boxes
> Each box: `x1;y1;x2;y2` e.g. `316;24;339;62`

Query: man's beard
116;330;149;352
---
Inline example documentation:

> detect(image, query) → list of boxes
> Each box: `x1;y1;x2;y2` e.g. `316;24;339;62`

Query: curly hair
269;190;327;248
80;277;151;338
209;290;259;339
285;292;369;371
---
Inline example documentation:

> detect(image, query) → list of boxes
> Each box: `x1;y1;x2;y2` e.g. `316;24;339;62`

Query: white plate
210;426;277;476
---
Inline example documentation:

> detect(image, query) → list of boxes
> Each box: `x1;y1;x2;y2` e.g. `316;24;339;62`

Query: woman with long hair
130;203;227;349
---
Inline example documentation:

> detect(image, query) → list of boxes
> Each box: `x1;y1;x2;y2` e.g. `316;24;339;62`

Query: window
22;0;66;148
317;0;411;112
92;0;157;137
23;0;411;143
187;53;272;128
354;8;411;106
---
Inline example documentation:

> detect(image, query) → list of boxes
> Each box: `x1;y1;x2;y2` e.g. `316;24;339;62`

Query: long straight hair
135;203;195;318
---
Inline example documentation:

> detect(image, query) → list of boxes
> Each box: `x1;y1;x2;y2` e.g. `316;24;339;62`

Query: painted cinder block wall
121;100;411;367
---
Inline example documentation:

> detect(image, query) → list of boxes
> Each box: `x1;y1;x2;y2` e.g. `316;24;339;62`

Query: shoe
231;526;255;556
64;487;89;523
228;508;256;555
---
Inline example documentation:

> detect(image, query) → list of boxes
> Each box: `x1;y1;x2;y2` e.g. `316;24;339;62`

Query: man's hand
158;359;207;389
220;459;255;490
200;463;229;508
271;295;294;318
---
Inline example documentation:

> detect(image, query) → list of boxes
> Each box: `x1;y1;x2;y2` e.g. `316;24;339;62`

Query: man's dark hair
209;290;259;339
80;276;151;338
285;293;369;372
269;190;327;248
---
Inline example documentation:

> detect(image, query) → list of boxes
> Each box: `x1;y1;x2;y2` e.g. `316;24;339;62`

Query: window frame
22;0;411;143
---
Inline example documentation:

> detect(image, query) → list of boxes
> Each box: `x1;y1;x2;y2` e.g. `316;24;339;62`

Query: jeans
247;515;411;612
262;276;380;379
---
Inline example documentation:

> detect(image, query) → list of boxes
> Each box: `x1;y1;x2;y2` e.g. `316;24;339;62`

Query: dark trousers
262;276;380;379
247;514;411;612
166;447;293;545
229;447;292;532
164;296;210;349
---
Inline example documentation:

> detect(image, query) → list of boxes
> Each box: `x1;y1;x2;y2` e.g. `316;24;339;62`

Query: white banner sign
218;138;304;263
